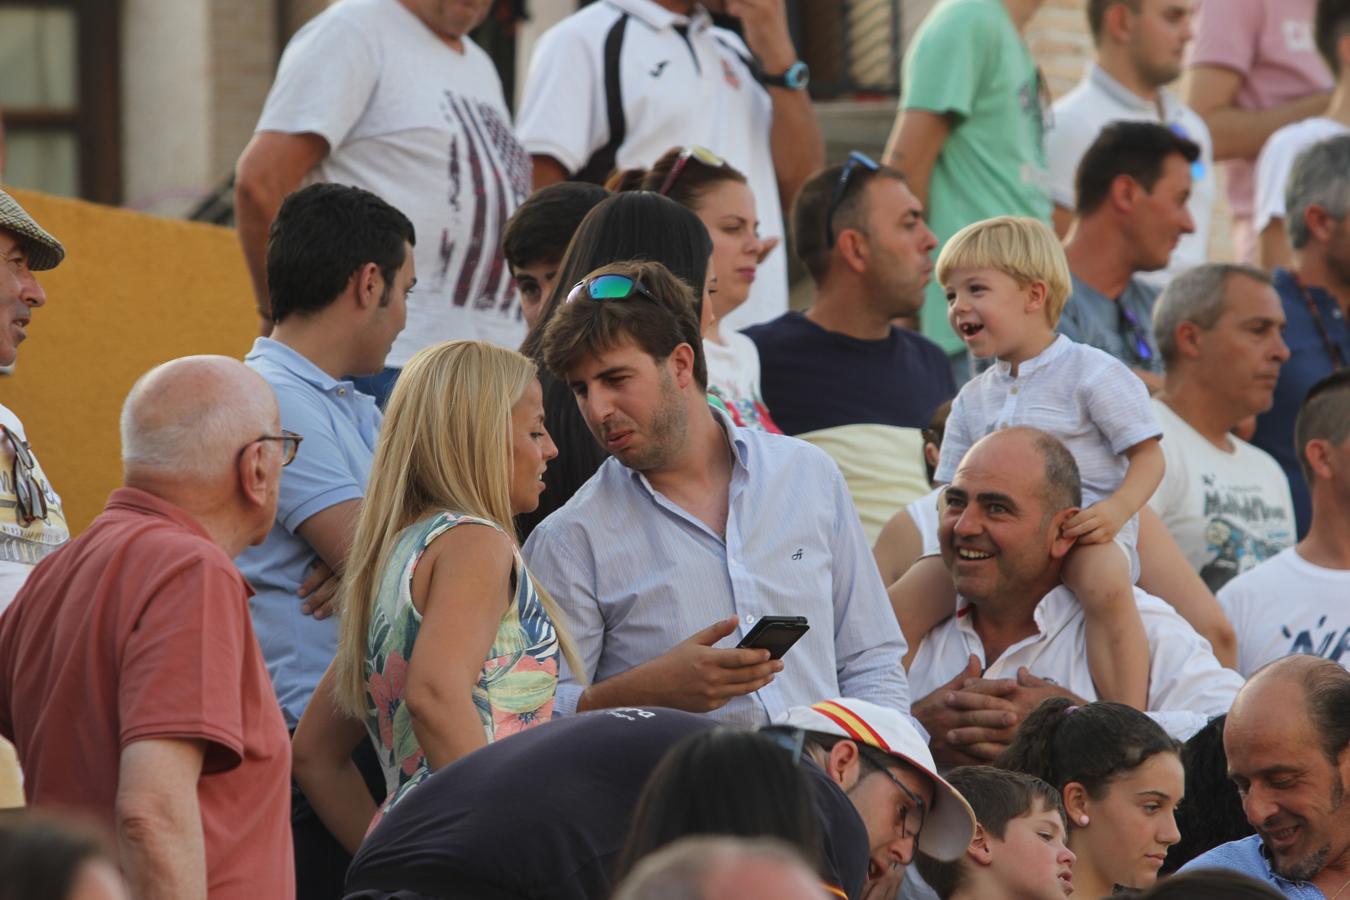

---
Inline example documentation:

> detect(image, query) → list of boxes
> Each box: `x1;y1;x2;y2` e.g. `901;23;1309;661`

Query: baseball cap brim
0;191;65;271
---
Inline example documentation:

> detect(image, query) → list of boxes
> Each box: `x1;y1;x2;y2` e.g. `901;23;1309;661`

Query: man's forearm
575;667;656;712
768;88;824;212
117;795;207;899
234;183;282;326
1205;92;1331;161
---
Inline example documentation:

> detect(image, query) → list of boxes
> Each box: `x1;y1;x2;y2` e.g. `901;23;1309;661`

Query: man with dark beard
1183;655;1350;896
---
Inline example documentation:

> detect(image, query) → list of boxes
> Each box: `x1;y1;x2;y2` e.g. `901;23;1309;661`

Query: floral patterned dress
362;511;560;814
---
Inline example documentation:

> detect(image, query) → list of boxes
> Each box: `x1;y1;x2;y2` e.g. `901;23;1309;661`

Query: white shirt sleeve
515;25;608;175
1139;593;1244;740
256;13;380;149
933;389;976;485
1082;352;1163;454
1253;129;1300;238
1045;98;1089;210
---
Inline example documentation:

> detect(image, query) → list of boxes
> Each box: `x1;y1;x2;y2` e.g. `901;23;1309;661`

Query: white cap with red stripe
779;698;977;862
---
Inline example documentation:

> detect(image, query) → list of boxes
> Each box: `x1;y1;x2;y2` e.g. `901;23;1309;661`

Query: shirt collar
1086;63;1181;120
1276;266;1341;308
105;486;217;543
953;584;1078;655
247;337;356;395
625;403;751;492
993;333;1069;379
606;0;712;31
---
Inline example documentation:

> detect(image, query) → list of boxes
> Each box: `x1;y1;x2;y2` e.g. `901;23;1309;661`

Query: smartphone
736;615;809;660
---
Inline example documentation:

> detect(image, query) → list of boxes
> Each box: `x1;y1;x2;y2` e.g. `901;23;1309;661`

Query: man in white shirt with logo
1220;370;1350;676
1047;0;1214;286
516;0;823;332
908;426;1241;768
236;0;529;406
1149;263;1297;593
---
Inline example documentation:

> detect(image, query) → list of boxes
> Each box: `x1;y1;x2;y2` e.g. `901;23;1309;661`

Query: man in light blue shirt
523;260;909;727
1183;655;1350;898
234;182;414;899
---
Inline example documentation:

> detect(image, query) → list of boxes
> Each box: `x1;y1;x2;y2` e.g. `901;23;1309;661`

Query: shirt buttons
745;615;756;625
1010;386;1019;395
337;387;347;396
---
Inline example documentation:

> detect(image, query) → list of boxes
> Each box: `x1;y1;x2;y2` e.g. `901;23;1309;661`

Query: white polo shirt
1047;64;1215;287
516;0;785;332
908;585;1243;742
1253;116;1349;239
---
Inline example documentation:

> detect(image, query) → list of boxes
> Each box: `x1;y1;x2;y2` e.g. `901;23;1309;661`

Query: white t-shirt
1148;399;1295;593
905;486;943;558
703;332;777;433
1048;64;1215;286
1218;546;1350;677
256;0;530;365
0;404;68;615
516;0;785;332
1253;116;1350;238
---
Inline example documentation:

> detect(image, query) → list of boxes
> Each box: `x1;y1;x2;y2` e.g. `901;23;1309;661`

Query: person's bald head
611;837;826;900
120;356;278;484
1232;656;1350;767
961;427;1083;518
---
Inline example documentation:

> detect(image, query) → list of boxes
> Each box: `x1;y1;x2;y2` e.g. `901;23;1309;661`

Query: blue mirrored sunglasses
1169;123;1207;183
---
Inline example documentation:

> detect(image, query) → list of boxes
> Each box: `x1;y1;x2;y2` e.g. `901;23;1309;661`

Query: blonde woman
292;340;580;852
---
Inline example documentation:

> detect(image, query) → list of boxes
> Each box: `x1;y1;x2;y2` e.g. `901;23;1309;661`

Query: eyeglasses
243;430;303;467
858;748;927;842
1119;305;1155;365
1;426;48;526
825;151;881;246
565;273;663;306
760;726;809;764
657;145;728;197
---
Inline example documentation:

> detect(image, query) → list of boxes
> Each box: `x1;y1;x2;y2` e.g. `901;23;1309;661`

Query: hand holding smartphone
736;615;809;660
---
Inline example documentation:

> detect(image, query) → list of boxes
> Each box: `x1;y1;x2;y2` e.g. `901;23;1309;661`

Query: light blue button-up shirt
522;411;910;726
1182;835;1328;898
236;338;381;727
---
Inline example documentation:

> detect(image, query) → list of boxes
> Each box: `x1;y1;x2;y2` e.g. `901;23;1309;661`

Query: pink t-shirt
1189;0;1331;259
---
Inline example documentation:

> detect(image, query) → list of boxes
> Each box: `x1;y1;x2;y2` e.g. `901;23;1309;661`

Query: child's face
985;802;1075;899
944;267;1047;361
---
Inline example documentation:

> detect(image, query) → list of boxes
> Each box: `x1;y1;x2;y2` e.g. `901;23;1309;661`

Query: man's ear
1109;173;1139;214
1304;438;1334;483
667;342;697;389
1306;204;1341;245
825;739;862;790
836;227;870;275
1050;507;1079;559
1061;782;1091;828
237;441;271;510
965;823;993;867
1173;318;1205;361
352;262;382;311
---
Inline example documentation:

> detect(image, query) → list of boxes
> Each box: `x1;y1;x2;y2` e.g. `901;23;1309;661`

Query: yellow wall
3;189;257;533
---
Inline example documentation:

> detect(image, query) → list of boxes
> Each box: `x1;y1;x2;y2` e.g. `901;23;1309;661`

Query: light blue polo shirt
236;338;381;727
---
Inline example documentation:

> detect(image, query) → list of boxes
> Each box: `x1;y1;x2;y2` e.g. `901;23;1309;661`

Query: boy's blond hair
936;216;1072;327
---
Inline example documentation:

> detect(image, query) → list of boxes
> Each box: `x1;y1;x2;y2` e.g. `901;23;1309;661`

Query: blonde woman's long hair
334;339;583;718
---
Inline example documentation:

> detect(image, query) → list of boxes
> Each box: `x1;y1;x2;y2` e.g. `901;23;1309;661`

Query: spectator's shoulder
528;458;624;544
742;426;836;473
917;0;1001;36
894;324;950;363
741;312;803;348
1179;834;1264;872
537;1;625;48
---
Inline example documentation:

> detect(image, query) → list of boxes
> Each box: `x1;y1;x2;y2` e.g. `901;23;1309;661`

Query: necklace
1290;271;1348;371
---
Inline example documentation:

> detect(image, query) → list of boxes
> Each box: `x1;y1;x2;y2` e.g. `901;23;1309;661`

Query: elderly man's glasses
565;273;662;306
2;426;48;526
244;430;303;467
657;145;728;197
825;151;881;247
859;748;927;841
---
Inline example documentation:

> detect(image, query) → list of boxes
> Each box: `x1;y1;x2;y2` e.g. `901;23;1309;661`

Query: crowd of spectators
3;0;1350;898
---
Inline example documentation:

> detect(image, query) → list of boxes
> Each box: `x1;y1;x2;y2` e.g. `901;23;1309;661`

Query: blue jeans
348;366;401;409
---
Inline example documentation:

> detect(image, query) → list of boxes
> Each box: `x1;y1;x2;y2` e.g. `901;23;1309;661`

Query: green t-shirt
902;0;1052;354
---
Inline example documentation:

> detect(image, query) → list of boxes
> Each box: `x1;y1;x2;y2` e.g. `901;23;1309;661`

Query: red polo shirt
0;487;293;899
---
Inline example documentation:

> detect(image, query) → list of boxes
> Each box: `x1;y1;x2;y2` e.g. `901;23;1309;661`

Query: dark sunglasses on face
565;273;663;306
657;145;728;197
1;425;47;526
825;151;882;246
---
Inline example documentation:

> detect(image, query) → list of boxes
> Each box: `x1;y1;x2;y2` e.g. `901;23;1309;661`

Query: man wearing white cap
777;698;978;896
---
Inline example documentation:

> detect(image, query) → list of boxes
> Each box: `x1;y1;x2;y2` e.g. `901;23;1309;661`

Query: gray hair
119;357;276;482
611;836;820;900
1152;264;1273;368
1285;134;1350;250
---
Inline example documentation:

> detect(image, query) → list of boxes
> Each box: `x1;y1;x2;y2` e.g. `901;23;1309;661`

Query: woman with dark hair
516;192;714;539
626;147;780;433
997;698;1185;899
0;811;128;900
614;729;822;886
1163;715;1253;874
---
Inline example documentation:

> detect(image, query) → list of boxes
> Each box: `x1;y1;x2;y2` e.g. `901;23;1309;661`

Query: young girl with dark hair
998;697;1185;898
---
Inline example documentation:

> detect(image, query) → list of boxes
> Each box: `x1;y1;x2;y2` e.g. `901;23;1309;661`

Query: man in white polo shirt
1220;371;1350;676
516;0;823;331
907;427;1241;767
1048;0;1214;286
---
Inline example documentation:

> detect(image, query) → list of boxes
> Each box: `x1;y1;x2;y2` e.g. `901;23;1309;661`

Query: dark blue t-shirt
742;312;956;436
1252;268;1350;537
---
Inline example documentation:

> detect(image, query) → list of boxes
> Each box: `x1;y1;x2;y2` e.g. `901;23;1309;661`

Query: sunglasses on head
657;145;728;197
825;151;881;246
1119;305;1154;365
1168;123;1207;183
565;273;663;306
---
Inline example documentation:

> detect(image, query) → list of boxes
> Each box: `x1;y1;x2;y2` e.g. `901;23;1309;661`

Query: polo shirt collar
994;333;1069;379
606;0;712;32
248;337;354;395
953;584;1077;654
105;486;216;543
1086;63;1182;120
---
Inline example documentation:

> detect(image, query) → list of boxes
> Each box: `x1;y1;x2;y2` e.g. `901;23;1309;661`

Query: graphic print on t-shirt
437;92;531;318
1198;475;1292;591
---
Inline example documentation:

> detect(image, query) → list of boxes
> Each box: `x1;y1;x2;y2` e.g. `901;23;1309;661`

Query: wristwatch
762;60;810;90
